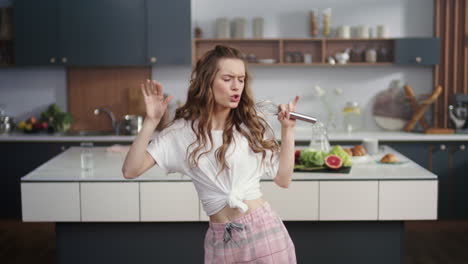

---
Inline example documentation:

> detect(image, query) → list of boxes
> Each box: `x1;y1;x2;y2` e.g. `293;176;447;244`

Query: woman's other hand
141;80;173;125
277;96;299;128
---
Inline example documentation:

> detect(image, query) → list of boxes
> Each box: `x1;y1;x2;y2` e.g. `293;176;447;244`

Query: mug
362;138;379;155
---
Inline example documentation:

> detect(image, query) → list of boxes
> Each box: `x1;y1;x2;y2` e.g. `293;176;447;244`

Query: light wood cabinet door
21;182;80;222
80;182;139;222
261;181;319;220
140;182;199;221
379;180;438;220
319;181;378;220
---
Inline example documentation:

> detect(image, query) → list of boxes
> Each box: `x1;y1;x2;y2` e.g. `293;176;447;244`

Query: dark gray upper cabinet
394;38;440;65
59;0;147;66
147;0;191;65
14;0;191;66
14;0;59;66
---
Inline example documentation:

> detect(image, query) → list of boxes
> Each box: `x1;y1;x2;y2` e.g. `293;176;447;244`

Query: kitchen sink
63;130;116;136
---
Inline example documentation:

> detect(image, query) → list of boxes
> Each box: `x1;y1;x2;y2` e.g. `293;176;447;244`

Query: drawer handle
50;57;56;63
415;57;422;63
150;57;157;63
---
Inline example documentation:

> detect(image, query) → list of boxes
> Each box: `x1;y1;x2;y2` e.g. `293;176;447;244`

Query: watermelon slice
325;155;343;170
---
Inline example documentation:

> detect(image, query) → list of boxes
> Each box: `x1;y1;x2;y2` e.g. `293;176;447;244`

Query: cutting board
294;165;351;174
128;86;146;116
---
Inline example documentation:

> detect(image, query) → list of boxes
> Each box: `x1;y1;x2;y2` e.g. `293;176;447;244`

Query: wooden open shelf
193;38;395;66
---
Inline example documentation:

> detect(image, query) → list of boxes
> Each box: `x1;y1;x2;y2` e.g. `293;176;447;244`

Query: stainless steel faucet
93;107;119;134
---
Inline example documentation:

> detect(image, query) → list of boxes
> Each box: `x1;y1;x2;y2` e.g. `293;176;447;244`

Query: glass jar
343;101;362;133
309;122;330;153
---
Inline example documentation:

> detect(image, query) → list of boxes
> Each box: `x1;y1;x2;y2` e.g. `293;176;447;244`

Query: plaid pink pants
204;202;296;264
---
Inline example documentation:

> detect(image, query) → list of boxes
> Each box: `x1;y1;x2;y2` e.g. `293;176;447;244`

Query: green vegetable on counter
328;145;352;167
299;148;327;167
40;104;73;132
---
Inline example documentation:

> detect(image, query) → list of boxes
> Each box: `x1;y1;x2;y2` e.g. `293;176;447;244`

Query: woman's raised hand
141;80;173;124
277;96;300;128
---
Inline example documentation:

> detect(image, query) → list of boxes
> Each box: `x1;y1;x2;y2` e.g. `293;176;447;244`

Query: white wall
1;0;434;131
167;0;434;131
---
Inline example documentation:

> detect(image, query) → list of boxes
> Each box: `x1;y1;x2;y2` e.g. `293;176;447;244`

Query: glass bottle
342;101;362;133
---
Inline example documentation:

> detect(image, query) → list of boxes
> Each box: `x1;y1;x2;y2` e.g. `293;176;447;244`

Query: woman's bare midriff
209;197;266;223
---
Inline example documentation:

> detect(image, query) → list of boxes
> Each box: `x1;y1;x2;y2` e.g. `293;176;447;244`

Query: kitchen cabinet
14;0;59;66
394;38;440;65
261;181;319;220
14;0;191;66
146;0;191;65
385;142;467;220
59;0;147;66
21;182;80;221
452;144;468;219
378;180;438;220
193;37;439;66
140;182;199;221
0;141;126;219
319;181;378;220
80;182;140;222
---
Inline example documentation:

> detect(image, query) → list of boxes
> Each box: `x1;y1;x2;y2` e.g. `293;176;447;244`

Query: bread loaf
380;153;399;163
351;145;366;156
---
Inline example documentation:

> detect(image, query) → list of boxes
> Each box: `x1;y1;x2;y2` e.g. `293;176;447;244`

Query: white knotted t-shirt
146;118;279;216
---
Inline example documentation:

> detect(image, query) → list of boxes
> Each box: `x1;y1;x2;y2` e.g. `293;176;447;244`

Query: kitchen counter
21;146;436;182
2;127;468;142
20;145;437;264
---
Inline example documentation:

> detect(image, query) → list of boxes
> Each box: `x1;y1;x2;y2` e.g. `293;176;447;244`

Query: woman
122;45;298;263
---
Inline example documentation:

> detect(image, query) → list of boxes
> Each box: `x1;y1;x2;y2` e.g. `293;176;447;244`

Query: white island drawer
21;182;80;222
319;181;378;220
261;181;319;220
80;182;139;222
140;182;199;221
379;180;438;220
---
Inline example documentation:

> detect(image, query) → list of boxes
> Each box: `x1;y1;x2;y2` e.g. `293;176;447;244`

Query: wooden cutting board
128;86;146;116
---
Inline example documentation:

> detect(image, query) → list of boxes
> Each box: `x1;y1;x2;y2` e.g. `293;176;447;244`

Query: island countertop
21;145;437;182
3;128;468;142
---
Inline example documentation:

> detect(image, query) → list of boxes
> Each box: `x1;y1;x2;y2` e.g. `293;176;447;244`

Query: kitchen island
21;146;437;264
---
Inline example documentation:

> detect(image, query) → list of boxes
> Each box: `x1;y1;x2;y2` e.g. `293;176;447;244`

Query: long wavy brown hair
173;45;279;173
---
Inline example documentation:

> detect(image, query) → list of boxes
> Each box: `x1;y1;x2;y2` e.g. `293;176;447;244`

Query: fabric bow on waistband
223;222;245;243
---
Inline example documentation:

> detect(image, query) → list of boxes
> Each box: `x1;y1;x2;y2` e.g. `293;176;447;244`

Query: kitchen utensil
448;94;468;133
449;104;467;129
256;100;317;124
335;49;350;64
0;115;13;134
122;115;143;135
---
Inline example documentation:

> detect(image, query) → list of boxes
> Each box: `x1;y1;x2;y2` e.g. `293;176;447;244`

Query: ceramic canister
357;25;369;38
377;25;387;38
252;17;264;38
232;17;246;38
338;25;350;38
215;17;230;38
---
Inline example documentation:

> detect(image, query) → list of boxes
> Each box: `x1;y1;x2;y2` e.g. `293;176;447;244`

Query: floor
1;220;467;264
